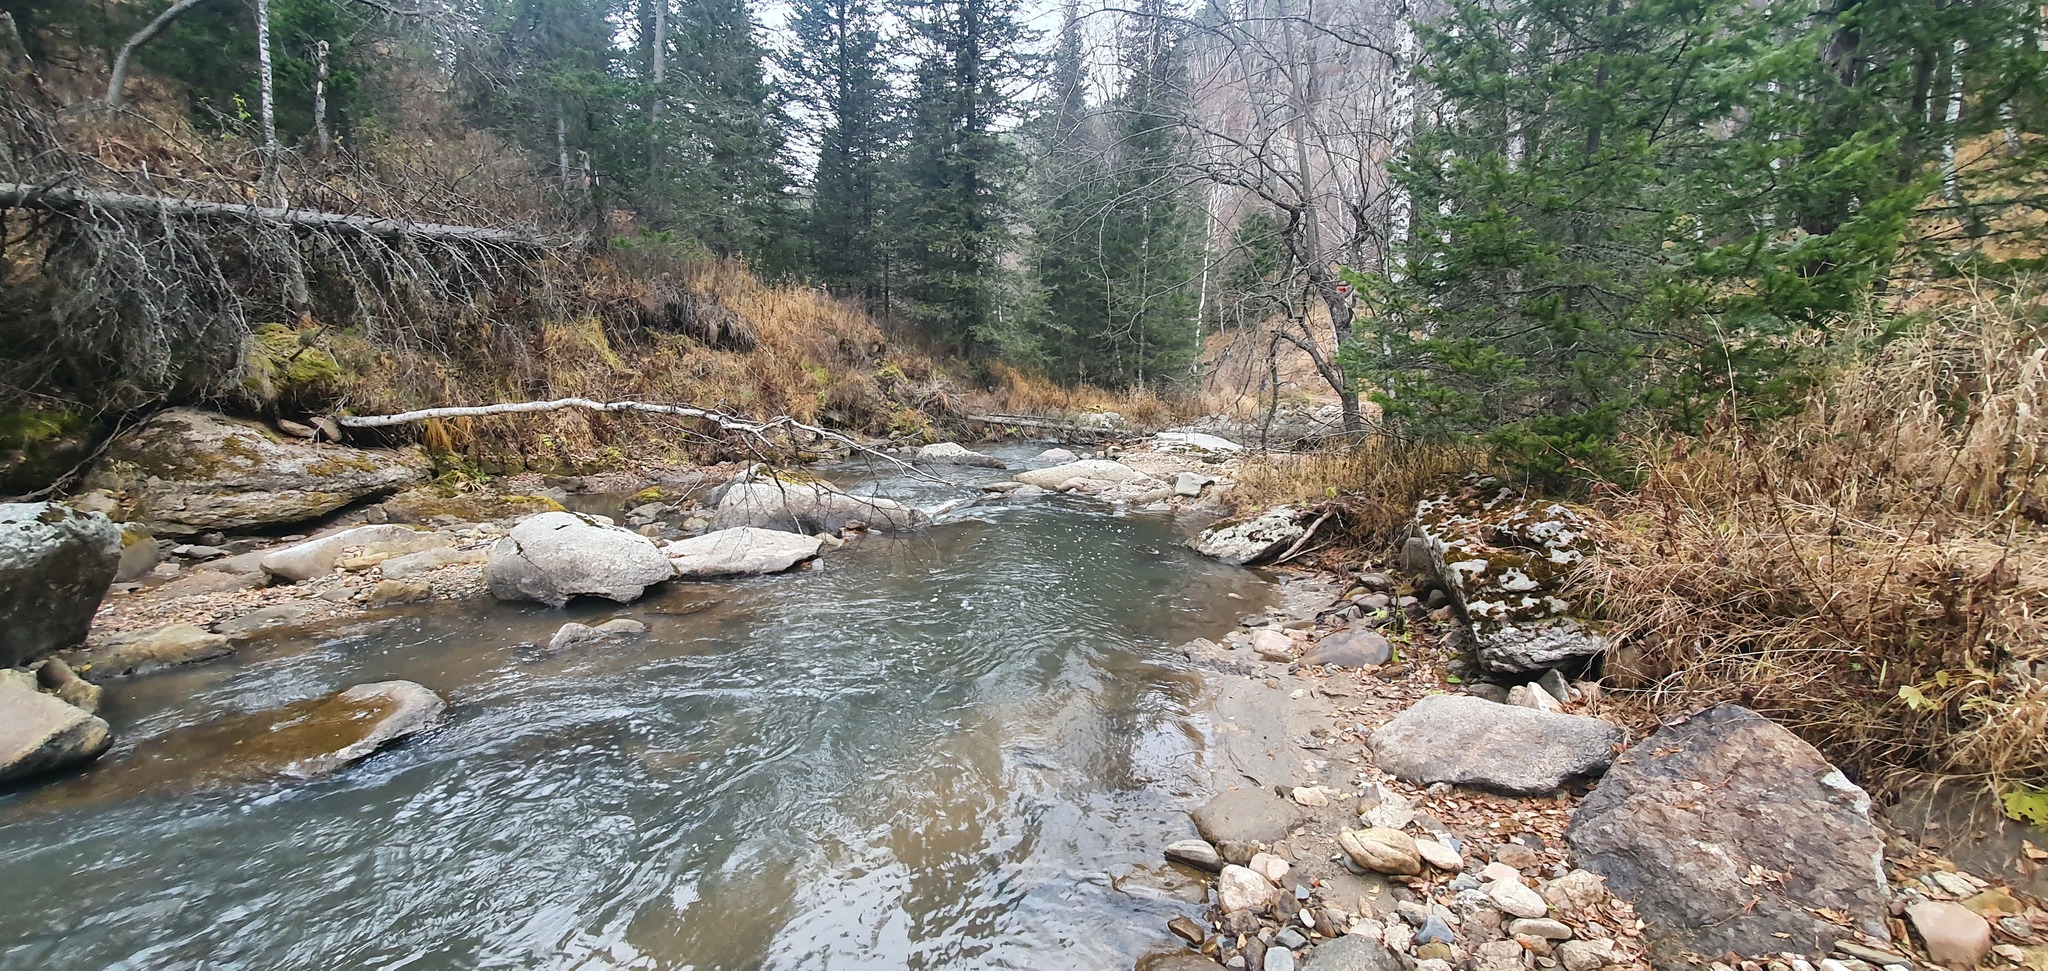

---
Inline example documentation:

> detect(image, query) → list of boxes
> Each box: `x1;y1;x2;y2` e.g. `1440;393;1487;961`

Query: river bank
2;418;2044;971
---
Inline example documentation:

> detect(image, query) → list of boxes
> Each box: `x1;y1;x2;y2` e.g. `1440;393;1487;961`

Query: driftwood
0;183;572;249
337;398;942;481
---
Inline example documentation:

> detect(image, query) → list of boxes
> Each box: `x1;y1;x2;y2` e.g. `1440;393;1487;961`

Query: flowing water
0;447;1275;971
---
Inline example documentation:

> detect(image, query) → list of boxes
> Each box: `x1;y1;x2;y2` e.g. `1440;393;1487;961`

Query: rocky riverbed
1;409;2043;971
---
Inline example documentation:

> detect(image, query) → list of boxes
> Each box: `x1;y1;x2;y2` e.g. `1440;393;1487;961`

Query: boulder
1339;828;1422;875
1301;629;1392;668
0;683;111;784
78;623;233;676
1368;694;1622;795
1506;683;1560;713
913;442;1005;469
710;478;928;534
547;619;647;651
664;527;825;578
1411;476;1607;673
259;524;438;582
82;408;428;536
1565;704;1892;962
1171;472;1216;498
367;578;432;606
486;512;676;608
1191;785;1306;846
1031;447;1080;466
113;523;160;582
0;503;121;667
1188;506;1304;566
1013;460;1158;497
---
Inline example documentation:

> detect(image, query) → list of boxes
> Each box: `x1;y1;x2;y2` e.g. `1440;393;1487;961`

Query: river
0;447;1275;970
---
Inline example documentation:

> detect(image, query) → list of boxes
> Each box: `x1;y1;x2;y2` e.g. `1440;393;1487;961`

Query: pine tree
888;0;1035;355
784;0;897;301
1021;1;1113;381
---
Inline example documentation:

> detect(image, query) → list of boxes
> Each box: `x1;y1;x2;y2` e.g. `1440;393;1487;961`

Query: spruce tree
784;0;897;301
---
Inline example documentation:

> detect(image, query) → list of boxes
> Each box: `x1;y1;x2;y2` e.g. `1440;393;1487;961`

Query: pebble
1264;945;1295;971
1414;836;1463;871
1479;861;1522;884
1507;917;1572;941
1485;878;1548;919
1557;940;1615;971
1413;915;1456;946
1493;842;1542;869
1168;916;1205;946
1165;838;1225;872
1249;852;1290;884
1291;785;1335;808
1275;928;1307;949
1338;828;1422;875
1218;864;1280;914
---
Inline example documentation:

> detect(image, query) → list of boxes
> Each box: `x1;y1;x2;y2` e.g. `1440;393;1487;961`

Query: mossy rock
379;487;566;525
240;323;349;411
0;409;100;494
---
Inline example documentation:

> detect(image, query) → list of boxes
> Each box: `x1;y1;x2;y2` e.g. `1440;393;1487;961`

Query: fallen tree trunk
0;183;573;249
337;398;941;480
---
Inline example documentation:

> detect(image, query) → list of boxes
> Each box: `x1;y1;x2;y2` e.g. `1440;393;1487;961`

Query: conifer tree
785;0;897;301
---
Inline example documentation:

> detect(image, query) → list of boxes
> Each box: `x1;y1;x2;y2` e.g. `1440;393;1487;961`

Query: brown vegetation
1579;282;2048;795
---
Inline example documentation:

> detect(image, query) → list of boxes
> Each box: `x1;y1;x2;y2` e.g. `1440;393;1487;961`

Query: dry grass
1230;438;1495;549
1581;281;2048;792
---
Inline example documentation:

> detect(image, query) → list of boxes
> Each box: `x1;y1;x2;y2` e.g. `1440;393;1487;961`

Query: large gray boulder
1188;506;1304;566
1566;704;1891;963
0;503;121;668
664;527;825;578
913;442;1004;469
82;408;428;536
258;524;438;582
1411;476;1608;673
711;479;927;533
486;512;675;607
0;682;112;783
1013;460;1156;496
1368;694;1622;795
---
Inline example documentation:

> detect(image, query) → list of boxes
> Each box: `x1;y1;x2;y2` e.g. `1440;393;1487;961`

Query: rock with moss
1413;475;1608;673
81;408;429;536
0;503;121;668
0;409;100;495
1188;506;1305;565
238;323;348;411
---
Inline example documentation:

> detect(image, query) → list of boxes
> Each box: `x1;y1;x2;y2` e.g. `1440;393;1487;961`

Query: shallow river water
0;448;1275;971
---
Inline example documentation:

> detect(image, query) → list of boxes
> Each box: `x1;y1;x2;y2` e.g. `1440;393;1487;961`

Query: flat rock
1301;936;1404;971
1133;953;1221;971
0;503;120;667
1340;828;1422;876
1164;838;1225;872
1191;785;1306;846
215;603;322;638
1188;506;1304;566
1155;431;1243;453
1368;694;1622;795
0;683;111;784
547;619;647;651
711;478;928;533
486;512;675;608
368;578;432;606
1012;460;1157;497
1566;704;1891;962
913;442;1004;468
1030;448;1080;466
379;545;490;578
259;524;436;582
1906;902;1992;971
76;623;232;677
664;527;825;578
1301;629;1391;668
1485;878;1547;918
82;408;427;536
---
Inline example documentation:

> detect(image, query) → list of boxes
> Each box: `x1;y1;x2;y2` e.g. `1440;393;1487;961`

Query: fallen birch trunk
0;183;574;249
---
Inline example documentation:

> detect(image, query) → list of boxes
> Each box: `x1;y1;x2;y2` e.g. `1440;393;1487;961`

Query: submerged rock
547;619;647;651
76;623;233;676
0;502;121;668
913;442;1005;468
487;512;676;608
1565;704;1891;962
1368;694;1622;795
1188;506;1304;566
710;478;928;534
1191;785;1306;846
82;408;428;536
1410;477;1607;673
664;527;825;578
0;682;111;784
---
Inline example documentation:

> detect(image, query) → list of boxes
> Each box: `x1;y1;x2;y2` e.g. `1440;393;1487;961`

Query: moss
0;408;99;494
631;486;665;503
241;323;348;410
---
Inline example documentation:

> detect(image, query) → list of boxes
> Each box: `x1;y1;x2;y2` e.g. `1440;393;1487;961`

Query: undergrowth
1579;281;2048;796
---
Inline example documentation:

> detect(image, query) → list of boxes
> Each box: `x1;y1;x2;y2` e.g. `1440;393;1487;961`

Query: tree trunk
649;0;665;178
556;108;571;186
254;0;282;205
0;182;575;248
106;0;217;106
312;39;331;159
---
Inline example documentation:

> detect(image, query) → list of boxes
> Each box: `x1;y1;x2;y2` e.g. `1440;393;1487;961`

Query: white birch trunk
313;40;331;159
254;0;282;205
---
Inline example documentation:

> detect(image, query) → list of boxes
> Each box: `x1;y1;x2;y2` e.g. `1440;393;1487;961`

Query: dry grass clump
1582;282;2048;792
1231;438;1494;547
